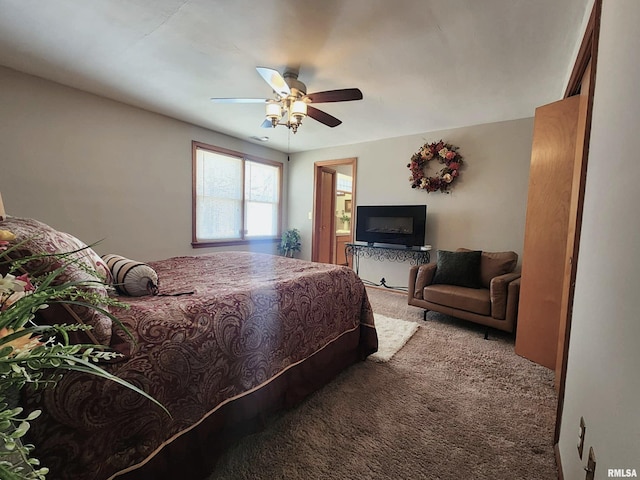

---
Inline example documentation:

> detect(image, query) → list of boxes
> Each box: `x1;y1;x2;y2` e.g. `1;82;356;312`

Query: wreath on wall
407;140;463;193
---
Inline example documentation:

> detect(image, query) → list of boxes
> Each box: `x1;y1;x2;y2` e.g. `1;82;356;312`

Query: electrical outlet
578;416;586;459
584;446;596;480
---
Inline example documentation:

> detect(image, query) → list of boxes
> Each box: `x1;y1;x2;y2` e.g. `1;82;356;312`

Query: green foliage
0;232;168;479
0;404;47;480
278;229;301;258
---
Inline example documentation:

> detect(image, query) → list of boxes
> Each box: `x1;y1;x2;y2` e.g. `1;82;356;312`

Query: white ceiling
0;0;590;153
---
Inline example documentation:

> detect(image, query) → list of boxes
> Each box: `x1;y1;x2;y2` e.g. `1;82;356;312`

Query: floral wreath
407;140;463;193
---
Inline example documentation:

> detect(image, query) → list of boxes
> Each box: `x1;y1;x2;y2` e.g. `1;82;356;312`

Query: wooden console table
345;243;431;275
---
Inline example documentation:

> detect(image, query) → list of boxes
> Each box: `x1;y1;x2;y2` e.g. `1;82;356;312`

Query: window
192;141;282;247
336;173;352;193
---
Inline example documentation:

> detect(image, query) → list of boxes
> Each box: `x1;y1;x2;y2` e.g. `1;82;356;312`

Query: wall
0;67;288;261
558;1;640;478
0;65;534;287
289;118;534;288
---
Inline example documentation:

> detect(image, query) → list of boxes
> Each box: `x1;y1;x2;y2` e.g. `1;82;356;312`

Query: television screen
355;205;426;247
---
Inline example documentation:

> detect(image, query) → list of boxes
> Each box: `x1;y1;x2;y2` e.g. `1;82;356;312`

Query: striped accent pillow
101;254;159;297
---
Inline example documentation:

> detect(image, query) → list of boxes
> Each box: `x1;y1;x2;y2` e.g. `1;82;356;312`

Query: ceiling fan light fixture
266;101;281;118
265;101;282;128
289;99;307;131
291;99;307;118
215;66;362;134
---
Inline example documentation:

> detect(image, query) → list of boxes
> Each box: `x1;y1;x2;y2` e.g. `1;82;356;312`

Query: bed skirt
116;323;376;479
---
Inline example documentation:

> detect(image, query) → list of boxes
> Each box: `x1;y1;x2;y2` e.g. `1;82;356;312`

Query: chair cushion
432;250;483;289
457;249;518;288
423;284;491;316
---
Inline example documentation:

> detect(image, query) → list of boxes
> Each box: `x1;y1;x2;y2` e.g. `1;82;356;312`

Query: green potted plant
339;213;351;229
278;228;301;258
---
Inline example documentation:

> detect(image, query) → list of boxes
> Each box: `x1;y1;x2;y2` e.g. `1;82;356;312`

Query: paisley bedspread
25;252;377;480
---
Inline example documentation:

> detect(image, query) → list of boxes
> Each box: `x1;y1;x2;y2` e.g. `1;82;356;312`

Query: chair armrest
408;263;437;300
505;277;521;325
490;272;521;320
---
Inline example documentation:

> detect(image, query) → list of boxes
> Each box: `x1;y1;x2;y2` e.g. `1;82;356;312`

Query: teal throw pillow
432;250;483;289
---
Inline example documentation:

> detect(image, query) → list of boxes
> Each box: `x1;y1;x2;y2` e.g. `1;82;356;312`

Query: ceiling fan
211;67;363;133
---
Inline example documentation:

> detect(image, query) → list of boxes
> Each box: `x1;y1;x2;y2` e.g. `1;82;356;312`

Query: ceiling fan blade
256;67;291;97
306;88;363;103
307;105;342;127
210;98;268;104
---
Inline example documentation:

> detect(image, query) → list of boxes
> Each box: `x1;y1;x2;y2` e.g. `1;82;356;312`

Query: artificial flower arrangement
0;228;165;480
408;140;463;193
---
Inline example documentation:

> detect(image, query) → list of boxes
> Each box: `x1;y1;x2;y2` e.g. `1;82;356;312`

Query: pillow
102;254;159;297
432;249;483;289
0;216;113;345
457;248;518;288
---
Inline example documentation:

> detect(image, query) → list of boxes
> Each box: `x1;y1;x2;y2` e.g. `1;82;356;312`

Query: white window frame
192;141;282;247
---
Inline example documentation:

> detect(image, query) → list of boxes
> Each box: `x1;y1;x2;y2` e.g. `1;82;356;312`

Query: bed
2;217;377;480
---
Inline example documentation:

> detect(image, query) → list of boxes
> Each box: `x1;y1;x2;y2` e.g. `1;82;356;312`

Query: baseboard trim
555;443;564;480
365;284;407;295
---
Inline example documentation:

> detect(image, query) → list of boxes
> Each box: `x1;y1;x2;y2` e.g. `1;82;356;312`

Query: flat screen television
355;205;426;247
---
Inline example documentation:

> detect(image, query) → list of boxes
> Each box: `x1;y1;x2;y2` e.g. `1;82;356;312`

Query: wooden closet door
515;96;581;370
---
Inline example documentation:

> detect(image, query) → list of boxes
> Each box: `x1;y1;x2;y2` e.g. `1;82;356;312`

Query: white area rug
368;314;419;362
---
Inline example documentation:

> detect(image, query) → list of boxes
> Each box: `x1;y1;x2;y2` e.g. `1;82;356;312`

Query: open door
552;0;601;449
312;158;357;264
312;166;336;264
515;95;582;370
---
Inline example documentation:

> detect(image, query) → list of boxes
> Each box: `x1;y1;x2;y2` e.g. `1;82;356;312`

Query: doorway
311;158;357;265
552;0;600;448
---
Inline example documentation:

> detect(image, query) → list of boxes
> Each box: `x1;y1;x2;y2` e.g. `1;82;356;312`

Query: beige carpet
368;313;419;362
208;287;558;480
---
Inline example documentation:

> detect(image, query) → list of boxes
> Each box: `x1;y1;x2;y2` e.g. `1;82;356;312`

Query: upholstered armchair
408;249;521;337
